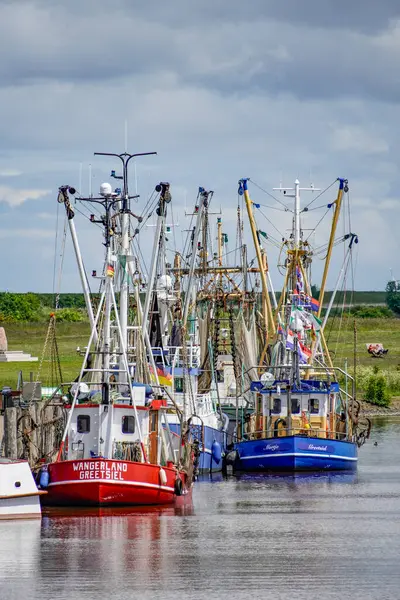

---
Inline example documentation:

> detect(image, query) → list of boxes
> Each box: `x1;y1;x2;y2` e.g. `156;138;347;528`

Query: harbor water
1;417;400;600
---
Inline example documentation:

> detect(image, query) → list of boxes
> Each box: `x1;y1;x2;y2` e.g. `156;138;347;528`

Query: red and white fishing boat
44;401;192;506
40;153;195;506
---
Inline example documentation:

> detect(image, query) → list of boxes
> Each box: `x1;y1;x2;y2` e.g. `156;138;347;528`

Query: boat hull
232;435;357;472
44;458;191;507
168;423;226;473
0;494;42;519
0;459;43;519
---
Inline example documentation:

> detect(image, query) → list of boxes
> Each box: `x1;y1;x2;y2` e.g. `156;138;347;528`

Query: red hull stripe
47;479;175;493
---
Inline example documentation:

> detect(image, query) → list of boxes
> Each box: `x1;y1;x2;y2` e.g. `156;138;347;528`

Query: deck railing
231;427;349;444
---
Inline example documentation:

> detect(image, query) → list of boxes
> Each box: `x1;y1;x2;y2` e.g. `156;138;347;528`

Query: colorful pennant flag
299;342;312;364
310;297;320;312
149;365;173;387
296;265;303;293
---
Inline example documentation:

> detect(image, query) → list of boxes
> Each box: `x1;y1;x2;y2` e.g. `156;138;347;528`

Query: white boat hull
0;459;44;519
0;494;42;519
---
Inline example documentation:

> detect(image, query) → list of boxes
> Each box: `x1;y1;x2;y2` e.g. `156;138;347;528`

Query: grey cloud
32;0;400;33
1;1;400;106
0;0;399;290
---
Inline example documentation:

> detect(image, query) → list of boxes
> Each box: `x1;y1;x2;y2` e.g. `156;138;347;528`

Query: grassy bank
0;322;90;389
0;317;399;397
326;317;400;369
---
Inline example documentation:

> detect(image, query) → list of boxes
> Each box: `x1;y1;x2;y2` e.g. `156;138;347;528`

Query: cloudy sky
1;0;399;293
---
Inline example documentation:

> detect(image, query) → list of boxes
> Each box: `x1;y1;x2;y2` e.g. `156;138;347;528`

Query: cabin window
291;398;300;415
309;398;320;414
122;415;135;434
174;377;184;393
272;398;281;414
216;370;224;382
77;415;90;433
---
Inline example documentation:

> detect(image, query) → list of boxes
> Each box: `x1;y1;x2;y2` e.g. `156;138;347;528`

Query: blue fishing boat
230;379;358;472
225;178;371;473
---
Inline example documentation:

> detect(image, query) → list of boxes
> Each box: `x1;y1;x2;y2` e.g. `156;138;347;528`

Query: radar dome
260;371;275;388
100;182;113;197
70;382;90;399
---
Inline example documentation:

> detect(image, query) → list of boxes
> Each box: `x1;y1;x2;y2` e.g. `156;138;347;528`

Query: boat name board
72;461;128;481
263;443;328;452
307;444;327;451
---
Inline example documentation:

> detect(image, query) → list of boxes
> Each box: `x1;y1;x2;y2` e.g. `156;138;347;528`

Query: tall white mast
294;178;300;248
119;191;130;375
57;186;98;343
273;179;320;249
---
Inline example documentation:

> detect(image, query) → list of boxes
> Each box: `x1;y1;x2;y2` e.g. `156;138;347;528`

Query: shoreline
360;399;400;417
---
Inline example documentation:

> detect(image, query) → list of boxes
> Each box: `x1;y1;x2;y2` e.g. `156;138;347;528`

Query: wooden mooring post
1;402;65;468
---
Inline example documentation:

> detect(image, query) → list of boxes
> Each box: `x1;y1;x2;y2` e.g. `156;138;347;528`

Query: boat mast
182;188;211;328
317;178;347;317
294;178;301;248
217;216;223;288
239;178;275;339
273;178;320;290
141;183;171;336
57;186;97;342
94;151;156;352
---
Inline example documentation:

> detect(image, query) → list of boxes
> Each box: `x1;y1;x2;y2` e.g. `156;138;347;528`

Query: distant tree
0;292;40;322
348;305;393;318
311;284;320;300
386;281;400;315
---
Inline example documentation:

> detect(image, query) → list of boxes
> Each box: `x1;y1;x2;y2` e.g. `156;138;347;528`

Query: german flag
149;365;172;387
106;264;115;278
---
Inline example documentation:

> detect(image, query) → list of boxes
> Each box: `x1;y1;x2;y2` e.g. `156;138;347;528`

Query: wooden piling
4;407;17;459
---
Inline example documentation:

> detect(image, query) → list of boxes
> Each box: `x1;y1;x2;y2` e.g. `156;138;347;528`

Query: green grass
0;322;91;389
0;317;399;396
326;317;400;369
326;316;400;400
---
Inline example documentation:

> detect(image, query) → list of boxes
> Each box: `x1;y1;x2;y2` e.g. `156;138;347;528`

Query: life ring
174;477;183;496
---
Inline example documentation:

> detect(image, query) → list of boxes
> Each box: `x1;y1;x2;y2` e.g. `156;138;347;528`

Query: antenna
134;161;138;196
88;163;92;198
124;119;128;153
79;163;83;194
309;168;314;190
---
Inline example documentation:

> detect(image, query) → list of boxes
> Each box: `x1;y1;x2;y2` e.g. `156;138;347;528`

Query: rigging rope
304;206;331;243
302;179;338;211
54;214;69;311
248;178;293;211
253;206;286;244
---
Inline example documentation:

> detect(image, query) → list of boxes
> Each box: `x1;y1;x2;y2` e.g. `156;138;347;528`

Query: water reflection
1;418;400;600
